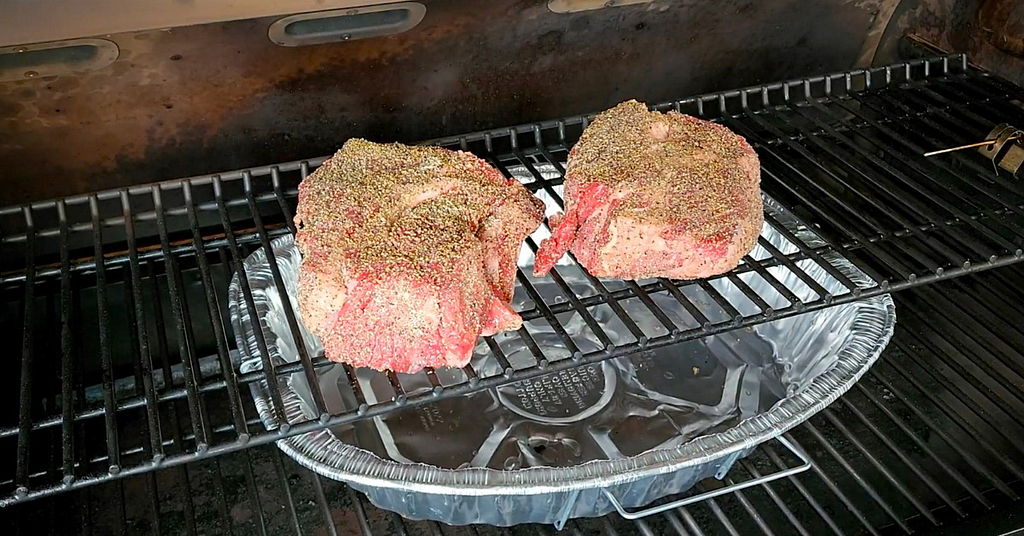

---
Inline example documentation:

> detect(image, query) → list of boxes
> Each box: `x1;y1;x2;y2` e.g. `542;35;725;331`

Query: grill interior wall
0;0;883;206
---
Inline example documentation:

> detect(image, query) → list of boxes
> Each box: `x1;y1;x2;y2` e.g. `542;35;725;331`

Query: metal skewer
924;134;1022;157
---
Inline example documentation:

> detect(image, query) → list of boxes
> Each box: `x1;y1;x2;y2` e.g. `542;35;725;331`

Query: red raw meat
534;100;762;280
294;139;544;373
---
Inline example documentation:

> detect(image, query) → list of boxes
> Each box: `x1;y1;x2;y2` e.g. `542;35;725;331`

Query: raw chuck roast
294;139;544;374
534;100;762;280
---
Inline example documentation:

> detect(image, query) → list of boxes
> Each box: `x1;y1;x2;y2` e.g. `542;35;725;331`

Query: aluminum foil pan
229;164;896;526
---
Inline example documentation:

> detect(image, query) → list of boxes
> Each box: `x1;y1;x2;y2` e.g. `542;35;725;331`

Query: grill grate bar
852;380;996;507
145;472;160;535
119;192;166;463
343;363;368;413
821;408;940;524
89;196;122;473
461;363;480;385
702;495;743;536
961;72;1024;125
742;253;804;307
56;201;75;485
773;436;882;536
757;445;845;536
484;337;515;376
726;272;774;316
912;287;1024;408
180;466;199;536
15;207;35;499
163;351;199;536
211;458;235;536
153;187;211;451
513;269;585;356
182;183;250;440
272;168;299;235
240;449;269;536
309;460;341;536
345;485;376;536
897;308;1024;450
736;458;813;536
271;450;303;535
634;519;659;536
624;279;680;334
242;172;329;420
658;278;713;328
747;138;917;279
671;507;707;536
883;342;1024;481
697;280;743;324
826;95;1023;255
801;421;915;532
794;100;1012;263
855;91;1024;231
720;473;778;536
385;371;406;403
388;512;410;536
662;511;690;536
755;234;832;299
915;82;1019;140
211;176;288;431
422;367;443;391
836;397;965;516
521;235;615;350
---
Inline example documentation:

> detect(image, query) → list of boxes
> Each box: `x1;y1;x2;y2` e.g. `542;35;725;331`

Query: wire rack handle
601;435;812;521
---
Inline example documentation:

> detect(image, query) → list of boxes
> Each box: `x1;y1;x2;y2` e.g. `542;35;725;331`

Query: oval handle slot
0;38;119;82
269;3;426;47
548;0;655;13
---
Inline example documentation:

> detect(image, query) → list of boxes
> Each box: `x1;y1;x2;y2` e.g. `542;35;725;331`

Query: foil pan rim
229;195;896;495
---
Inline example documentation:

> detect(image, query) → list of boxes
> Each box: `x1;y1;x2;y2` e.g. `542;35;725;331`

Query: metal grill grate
1;54;1023;506
2;267;1022;534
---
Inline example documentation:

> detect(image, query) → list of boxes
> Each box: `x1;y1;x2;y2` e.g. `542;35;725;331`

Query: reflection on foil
352;303;774;469
237;163;863;471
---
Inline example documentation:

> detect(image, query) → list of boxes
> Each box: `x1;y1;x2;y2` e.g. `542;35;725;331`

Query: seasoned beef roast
295;139;544;373
534;100;762;280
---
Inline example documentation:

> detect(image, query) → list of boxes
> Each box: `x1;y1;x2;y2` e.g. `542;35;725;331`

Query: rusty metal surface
872;0;1024;84
0;0;878;206
978;0;1024;57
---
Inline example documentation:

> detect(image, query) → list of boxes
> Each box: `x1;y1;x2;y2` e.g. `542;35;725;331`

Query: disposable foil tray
229;164;896;527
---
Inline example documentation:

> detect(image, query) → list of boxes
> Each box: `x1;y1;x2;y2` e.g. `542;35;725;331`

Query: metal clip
979;123;1024;177
924;123;1023;178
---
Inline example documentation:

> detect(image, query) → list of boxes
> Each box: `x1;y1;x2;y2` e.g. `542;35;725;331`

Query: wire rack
1;54;1023;506
3;268;1023;535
